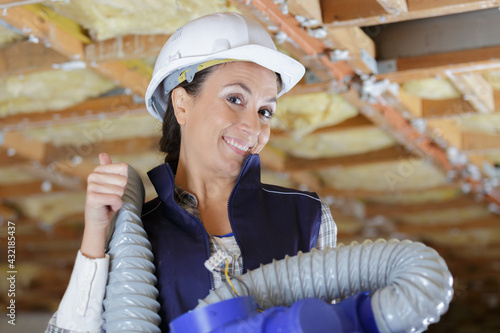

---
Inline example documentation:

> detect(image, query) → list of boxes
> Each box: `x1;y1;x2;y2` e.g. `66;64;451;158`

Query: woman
47;12;336;332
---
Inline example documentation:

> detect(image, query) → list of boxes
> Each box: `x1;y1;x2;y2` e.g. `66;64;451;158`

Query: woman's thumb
99;152;112;165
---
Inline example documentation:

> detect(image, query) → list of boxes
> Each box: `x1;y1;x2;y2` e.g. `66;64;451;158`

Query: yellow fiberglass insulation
0;68;116;116
270;126;396;159
271;92;359;138
44;0;234;40
401;78;461;99
318;159;447;192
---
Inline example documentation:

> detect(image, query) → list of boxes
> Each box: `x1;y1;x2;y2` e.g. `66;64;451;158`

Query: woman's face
173;61;278;178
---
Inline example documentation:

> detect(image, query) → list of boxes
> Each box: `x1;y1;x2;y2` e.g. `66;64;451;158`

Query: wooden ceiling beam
0;203;18;221
1;4;86;59
91;60;151;97
427;119;500;151
376;45;500;83
376;0;408;14
447;72;496;114
287;0;323;23
0;180;67;199
399;89;476;118
3;131;55;162
321;0;385;23
240;0;355;82
321;0;499;27
1;95;146;131
326;26;377;74
0;146;29;167
0;40;69;78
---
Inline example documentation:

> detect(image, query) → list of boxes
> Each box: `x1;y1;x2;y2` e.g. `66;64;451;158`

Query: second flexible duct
198;239;454;333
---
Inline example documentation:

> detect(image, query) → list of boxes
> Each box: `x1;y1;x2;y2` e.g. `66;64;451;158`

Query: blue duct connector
170;292;379;333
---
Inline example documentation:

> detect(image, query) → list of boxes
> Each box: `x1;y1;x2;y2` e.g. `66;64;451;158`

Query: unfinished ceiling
0;0;500;331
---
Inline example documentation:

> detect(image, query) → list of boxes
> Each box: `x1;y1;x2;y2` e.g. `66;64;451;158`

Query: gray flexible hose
198;239;454;333
102;166;161;333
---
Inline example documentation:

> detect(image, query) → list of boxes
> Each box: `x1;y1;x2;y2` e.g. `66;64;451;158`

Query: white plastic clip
204;250;232;272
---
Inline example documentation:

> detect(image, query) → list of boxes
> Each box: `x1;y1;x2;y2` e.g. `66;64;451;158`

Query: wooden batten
2;5;86;59
0;180;68;199
320;0;385;23
428;119;500;151
92;61;151;97
376;0;408;14
326;26;376;74
399;89;475;118
0;41;69;78
287;0;323;23
462;131;500;151
321;0;498;27
448;72;495;114
377;45;500;83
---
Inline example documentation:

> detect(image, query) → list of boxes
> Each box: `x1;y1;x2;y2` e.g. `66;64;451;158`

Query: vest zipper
227;154;253;274
171;190;215;291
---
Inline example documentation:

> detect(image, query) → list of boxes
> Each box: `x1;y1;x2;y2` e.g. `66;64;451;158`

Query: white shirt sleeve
55;250;109;331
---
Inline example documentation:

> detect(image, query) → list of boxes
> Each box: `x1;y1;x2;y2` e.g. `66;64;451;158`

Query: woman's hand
80;153;128;259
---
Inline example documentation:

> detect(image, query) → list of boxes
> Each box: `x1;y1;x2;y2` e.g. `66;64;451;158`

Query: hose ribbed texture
102;166;161;333
198;239;454;333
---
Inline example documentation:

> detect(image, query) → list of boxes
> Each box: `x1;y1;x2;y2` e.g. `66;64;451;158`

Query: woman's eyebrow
223;83;277;104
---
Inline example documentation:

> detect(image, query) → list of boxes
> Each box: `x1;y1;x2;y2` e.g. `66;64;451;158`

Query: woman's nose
239;109;261;136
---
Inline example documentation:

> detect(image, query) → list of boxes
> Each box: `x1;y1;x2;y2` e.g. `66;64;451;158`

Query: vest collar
147;154;262;205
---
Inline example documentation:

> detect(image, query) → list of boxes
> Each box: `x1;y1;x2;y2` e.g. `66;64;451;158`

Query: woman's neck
174;158;236;207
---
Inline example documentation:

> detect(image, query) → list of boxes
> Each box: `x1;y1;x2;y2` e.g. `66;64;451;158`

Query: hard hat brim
145;44;305;122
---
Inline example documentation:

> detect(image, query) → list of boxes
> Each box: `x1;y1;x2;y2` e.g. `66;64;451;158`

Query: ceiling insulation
318;158;448;191
271;92;358;137
0;165;38;184
14;191;87;225
0;68;116;116
484;70;500;90
401;78;461;99
270;126;396;159
18;113;156;145
44;0;235;40
460;113;500;135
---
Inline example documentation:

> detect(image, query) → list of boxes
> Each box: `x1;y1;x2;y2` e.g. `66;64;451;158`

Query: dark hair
159;66;218;174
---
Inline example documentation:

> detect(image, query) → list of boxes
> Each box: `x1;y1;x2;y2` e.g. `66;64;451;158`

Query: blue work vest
142;154;322;331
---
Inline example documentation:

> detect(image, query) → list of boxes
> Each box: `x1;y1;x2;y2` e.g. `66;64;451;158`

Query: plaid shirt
46;185;336;333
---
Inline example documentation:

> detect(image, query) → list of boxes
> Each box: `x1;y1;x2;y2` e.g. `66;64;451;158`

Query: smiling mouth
223;137;250;153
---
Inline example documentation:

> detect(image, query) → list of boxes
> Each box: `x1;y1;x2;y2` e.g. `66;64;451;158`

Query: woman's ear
171;87;189;126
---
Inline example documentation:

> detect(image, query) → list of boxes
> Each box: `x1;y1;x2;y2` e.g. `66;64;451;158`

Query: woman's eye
259;108;274;119
227;95;242;105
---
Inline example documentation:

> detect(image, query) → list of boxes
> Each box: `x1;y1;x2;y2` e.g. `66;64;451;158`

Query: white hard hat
145;12;305;121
